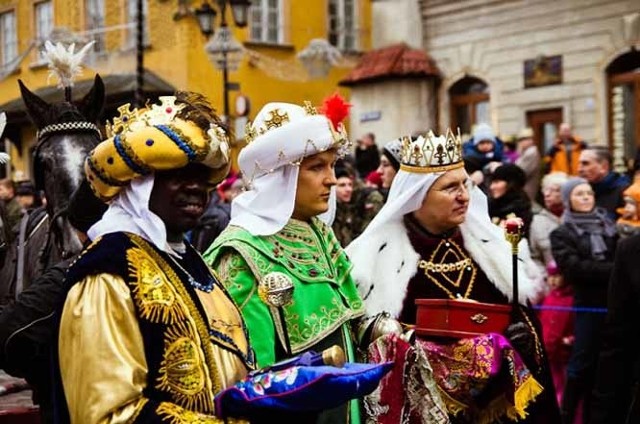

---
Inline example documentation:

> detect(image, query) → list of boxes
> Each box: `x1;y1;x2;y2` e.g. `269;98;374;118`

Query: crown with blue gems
86;96;230;201
399;128;464;173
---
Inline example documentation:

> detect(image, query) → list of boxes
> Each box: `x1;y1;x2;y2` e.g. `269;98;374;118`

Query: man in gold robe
57;93;254;423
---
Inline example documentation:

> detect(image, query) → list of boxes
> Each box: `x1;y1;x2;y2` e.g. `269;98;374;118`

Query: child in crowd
616;179;640;238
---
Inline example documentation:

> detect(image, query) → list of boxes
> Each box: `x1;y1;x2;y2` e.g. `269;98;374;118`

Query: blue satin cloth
214;362;393;418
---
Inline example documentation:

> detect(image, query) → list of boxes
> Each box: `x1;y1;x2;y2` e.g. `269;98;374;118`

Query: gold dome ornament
356;312;404;351
258;272;295;308
259;272;296;355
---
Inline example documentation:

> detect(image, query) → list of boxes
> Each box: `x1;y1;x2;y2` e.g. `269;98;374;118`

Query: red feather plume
320;92;351;129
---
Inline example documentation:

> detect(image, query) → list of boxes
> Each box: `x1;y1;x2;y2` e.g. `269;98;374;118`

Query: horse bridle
34;121;102;262
36;121;101;141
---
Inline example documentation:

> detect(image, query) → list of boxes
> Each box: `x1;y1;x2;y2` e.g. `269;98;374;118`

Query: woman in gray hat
550;177;618;424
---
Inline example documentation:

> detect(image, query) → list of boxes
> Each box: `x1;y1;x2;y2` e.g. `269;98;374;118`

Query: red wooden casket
415;299;512;339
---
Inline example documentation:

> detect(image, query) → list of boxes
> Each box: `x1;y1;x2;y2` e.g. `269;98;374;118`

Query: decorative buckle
470;313;488;324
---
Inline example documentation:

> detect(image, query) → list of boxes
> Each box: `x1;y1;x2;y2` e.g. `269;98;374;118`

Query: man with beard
347;131;560;423
56;93;255;423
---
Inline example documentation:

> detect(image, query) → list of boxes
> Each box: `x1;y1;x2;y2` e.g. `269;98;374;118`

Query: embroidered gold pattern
127;247;185;324
157;322;210;411
127;234;220;411
156;401;249;423
264;109;289;130
213;220;363;354
303;100;317;115
419;238;477;299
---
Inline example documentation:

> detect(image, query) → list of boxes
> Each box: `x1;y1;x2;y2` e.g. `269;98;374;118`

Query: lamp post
194;0;250;125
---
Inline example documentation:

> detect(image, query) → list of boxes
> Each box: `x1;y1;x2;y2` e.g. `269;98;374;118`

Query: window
249;0;282;44
328;0;357;52
0;11;17;68
607;50;640;173
125;0;149;49
35;1;54;41
449;76;490;136
86;0;106;52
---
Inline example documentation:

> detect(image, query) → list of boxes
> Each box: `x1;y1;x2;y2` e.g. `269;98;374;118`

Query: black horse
0;75;104;306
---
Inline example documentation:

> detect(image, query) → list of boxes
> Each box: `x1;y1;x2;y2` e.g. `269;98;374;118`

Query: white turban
231;101;348;236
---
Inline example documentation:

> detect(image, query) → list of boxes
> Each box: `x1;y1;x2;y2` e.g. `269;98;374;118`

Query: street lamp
194;0;250;125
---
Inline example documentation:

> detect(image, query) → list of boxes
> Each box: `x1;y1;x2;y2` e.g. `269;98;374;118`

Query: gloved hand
504;322;536;362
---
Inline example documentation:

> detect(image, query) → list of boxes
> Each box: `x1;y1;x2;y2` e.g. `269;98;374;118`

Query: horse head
19;74;105;259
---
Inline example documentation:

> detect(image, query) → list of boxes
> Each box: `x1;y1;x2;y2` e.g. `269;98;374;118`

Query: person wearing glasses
346;131;559;423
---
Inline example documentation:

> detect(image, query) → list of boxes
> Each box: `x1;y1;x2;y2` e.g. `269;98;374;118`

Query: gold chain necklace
418;238;477;299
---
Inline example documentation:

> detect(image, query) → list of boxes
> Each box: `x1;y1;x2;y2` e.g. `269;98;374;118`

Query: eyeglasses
542;187;561;195
436;179;472;197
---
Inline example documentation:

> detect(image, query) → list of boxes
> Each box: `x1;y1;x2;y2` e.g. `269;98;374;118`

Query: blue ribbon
532;304;607;314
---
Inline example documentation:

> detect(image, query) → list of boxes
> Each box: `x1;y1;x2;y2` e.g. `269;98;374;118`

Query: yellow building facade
0;0;371;179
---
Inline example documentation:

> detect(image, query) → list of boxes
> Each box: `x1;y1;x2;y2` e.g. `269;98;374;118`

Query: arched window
607;50;640;171
449;76;490;135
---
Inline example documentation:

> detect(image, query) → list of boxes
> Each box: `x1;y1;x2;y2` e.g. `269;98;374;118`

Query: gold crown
399;129;463;173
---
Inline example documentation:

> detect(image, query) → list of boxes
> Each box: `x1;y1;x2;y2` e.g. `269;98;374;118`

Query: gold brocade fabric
195;289;249;388
58;272;249;424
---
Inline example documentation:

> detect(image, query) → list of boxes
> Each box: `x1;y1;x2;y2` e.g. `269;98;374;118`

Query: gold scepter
504;217;524;320
259;272;295;356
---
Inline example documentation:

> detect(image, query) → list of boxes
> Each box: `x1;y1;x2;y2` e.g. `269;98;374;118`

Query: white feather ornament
42;40;95;89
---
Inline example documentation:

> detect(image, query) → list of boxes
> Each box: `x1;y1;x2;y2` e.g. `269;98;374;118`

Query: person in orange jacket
543;123;587;176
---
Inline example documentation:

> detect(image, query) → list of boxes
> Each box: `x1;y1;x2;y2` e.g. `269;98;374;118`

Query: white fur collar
346;220;544;319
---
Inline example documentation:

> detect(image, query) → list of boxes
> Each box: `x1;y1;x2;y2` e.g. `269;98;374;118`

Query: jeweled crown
399;128;463;173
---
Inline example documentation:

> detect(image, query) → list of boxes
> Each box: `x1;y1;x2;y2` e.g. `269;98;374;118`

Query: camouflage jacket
333;187;384;247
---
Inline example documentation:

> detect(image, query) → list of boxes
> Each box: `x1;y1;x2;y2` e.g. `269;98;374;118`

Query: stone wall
419;0;640;146
349;79;437;144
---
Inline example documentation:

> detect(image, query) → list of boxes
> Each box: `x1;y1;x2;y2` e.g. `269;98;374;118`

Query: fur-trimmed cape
345;220;545;318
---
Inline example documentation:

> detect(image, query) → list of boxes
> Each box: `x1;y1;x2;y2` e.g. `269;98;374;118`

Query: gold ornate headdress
399;129;463;173
86;96;230;201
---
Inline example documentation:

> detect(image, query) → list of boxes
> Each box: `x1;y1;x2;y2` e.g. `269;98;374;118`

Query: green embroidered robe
204;218;364;368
